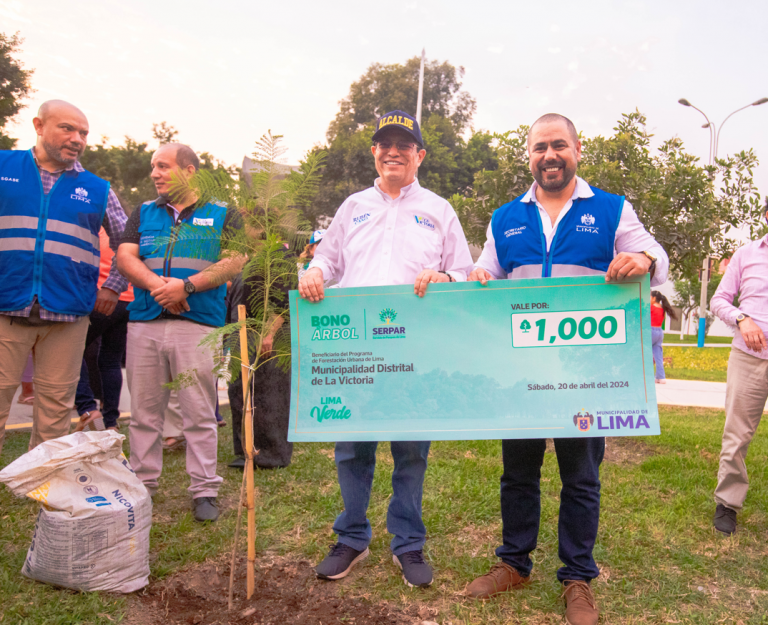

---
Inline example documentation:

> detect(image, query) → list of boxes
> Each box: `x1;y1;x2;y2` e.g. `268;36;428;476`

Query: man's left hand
414;269;450;298
93;288;119;316
605;252;652;282
150;277;188;308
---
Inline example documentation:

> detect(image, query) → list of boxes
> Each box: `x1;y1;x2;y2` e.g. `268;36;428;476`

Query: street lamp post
678;97;768;347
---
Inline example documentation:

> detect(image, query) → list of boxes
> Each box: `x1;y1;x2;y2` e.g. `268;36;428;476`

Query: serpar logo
193;217;214;226
573;409;594;432
414;215;436;231
373;308;406;339
576;213;598;234
71;187;91;203
0;176;20;183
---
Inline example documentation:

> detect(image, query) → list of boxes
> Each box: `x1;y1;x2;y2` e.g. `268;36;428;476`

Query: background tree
0;32;34;149
673;270;723;337
311;57;497;226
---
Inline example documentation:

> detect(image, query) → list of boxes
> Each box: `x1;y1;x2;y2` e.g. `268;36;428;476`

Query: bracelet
438;271;456;283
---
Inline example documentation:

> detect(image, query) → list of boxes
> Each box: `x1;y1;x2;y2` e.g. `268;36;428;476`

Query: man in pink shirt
709;201;768;535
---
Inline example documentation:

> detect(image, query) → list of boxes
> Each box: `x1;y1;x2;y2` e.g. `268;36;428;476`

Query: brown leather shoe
466;562;530;599
562;580;598;625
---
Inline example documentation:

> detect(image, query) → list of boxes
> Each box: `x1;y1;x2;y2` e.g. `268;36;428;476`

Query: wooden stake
227;467;247;611
238;304;256;600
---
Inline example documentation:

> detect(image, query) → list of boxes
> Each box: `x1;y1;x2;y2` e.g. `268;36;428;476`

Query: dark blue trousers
495;437;604;582
74;301;129;428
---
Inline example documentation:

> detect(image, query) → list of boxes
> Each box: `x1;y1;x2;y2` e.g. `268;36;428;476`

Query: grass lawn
3;406;768;624
661;346;730;384
663;335;733;345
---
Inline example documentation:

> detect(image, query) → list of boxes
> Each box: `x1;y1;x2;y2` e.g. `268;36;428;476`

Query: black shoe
315;543;369;580
393;549;433;588
228;456;246;469
193;497;220;522
714;504;737;535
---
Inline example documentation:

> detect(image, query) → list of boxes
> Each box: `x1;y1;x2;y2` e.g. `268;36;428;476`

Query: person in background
75;226;134;432
709;200;768;536
0;100;128;455
650;291;677;385
18;355;35;405
298;229;325;281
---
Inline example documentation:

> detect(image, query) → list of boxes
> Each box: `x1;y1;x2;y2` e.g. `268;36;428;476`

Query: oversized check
288;275;659;442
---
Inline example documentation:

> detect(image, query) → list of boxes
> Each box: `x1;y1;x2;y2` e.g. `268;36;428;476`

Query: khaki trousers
126;319;222;498
0;314;89;455
715;347;768;511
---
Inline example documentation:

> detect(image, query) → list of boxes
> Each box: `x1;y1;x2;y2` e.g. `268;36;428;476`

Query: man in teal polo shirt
117;143;243;522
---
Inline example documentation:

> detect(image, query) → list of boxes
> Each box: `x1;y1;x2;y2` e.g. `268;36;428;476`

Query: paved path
655;378;768;412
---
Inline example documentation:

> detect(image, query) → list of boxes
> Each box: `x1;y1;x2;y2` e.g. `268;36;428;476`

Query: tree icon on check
520;319;531;333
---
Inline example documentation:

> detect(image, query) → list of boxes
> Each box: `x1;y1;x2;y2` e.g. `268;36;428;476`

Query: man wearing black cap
299;110;474;588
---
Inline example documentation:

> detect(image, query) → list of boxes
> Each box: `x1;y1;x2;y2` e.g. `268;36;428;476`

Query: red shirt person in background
650;291;677;384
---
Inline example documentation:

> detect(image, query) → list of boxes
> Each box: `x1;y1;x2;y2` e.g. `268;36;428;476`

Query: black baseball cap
371;110;423;147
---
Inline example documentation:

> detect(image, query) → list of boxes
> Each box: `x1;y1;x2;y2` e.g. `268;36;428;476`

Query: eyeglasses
375;140;418;152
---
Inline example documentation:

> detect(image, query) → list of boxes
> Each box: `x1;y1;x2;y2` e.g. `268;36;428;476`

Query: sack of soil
0;430;151;593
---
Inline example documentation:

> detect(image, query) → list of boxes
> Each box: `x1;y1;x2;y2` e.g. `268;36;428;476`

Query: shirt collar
521;175;594;204
31;147;84;173
155;195;202;219
373;177;420;200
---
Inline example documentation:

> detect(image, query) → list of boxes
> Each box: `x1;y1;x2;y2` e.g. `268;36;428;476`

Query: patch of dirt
124;555;418;625
603;437;656;465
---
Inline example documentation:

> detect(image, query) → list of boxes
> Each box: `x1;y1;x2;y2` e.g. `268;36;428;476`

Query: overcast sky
2;0;767;195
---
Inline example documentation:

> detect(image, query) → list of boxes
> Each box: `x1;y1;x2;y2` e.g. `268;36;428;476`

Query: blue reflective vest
128;200;228;327
0;149;109;315
491;186;624;279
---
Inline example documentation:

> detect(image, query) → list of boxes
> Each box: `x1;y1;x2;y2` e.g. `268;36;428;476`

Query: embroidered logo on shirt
0;176;20;183
504;226;526;237
71;187;91;203
576;213;598;234
352;212;371;227
414;215;435;231
193;217;214;226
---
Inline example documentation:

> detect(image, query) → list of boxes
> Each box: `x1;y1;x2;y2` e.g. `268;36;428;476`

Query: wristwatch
183;278;196;294
642;251;657;277
736;313;750;327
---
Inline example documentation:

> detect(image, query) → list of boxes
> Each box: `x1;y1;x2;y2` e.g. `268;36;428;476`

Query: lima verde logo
310;396;351;423
573;409;594;432
373;307;405;339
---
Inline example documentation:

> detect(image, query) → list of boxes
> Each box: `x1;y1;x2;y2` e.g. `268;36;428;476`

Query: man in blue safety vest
0;100;128;455
466;114;669;625
117;143;243;522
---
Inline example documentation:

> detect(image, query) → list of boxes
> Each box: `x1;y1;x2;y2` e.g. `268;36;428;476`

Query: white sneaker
655;379;667;384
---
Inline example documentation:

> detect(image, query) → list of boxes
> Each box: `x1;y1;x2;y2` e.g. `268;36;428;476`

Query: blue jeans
652;327;665;380
333;441;430;555
74;301;129;428
496;437;604;582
